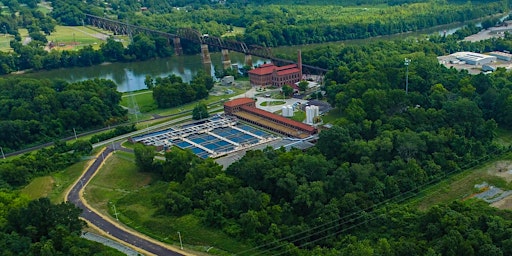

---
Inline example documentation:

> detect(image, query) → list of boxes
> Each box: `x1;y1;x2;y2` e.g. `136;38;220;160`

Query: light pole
404;58;411;94
177;231;183;249
73;128;78;140
110;201;119;221
0;147;5;159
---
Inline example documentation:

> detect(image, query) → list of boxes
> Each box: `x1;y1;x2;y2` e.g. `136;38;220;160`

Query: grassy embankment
84;151;255;255
20;158;92;203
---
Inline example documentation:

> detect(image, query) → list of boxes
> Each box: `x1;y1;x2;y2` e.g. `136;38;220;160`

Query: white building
452;52;497;65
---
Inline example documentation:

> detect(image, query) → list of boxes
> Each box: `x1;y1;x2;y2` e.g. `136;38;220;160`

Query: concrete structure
452;52;496;65
224;98;316;138
248;50;303;87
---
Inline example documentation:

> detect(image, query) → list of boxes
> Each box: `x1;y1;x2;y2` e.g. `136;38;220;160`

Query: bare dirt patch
489;161;512;182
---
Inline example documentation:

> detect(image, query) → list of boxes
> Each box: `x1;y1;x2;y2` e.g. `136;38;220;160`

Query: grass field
412;152;512;211
85;152;257;255
20;176;54;200
0;25;118;52
120;83;247;123
20;159;91;203
47;26;109;51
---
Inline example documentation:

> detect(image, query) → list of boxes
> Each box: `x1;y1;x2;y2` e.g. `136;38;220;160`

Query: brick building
224;98;316;138
248;50;303;87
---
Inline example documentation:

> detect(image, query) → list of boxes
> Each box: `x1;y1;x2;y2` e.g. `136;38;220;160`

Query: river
21;52;268;92
17;12;511;92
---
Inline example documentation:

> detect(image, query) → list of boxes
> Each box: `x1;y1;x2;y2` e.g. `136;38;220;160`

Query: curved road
67;145;184;256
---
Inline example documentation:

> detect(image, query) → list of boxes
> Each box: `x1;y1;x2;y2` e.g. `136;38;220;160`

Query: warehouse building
452;52;496;65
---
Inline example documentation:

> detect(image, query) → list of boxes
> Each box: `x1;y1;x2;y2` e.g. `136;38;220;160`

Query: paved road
67;146;183;256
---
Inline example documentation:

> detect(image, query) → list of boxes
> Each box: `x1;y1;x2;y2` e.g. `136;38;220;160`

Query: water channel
17;12;511;92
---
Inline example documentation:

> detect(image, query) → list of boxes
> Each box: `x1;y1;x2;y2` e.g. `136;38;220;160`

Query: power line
239;148;506;255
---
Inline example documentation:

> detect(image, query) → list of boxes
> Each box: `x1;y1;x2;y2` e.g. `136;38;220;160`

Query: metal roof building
453;52;497;65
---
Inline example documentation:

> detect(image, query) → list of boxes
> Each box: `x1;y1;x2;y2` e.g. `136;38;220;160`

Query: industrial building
451;52;496;65
489;51;512;61
248;50;302;87
224;98;316;139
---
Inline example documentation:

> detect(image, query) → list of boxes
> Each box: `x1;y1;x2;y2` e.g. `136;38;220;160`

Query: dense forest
0;0;509;74
0;195;125;255
0;78;126;152
3;0;512;255
127;28;512;254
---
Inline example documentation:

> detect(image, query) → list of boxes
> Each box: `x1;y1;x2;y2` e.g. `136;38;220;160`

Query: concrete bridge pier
221;49;231;69
173;37;183;56
201;44;211;64
244;54;253;68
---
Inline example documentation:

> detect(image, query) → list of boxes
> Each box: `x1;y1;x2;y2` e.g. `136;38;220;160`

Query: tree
144;75;154;89
298;80;309;93
192;103;209;120
282;85;293;98
162;149;196;182
133;144;156;172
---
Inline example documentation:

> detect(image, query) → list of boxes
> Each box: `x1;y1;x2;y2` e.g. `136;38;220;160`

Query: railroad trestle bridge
84;14;327;75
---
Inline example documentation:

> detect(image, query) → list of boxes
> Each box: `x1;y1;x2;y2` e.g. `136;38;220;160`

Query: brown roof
239;105;316;133
223;98;255;107
277;68;300;76
248;63;277;76
248;63;299;76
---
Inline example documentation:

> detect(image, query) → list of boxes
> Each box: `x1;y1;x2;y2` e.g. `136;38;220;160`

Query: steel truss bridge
84;14;328;74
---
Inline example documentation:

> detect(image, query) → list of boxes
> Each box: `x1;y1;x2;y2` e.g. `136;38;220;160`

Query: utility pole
73;128;78;140
0;147;5;159
404;58;411;94
177;231;183;249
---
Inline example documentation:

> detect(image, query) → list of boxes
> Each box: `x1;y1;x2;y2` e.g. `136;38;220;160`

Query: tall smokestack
298;49;302;79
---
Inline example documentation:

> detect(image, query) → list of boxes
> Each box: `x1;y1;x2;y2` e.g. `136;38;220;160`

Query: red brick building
248;50;303;87
224;98;256;115
224;98;316;138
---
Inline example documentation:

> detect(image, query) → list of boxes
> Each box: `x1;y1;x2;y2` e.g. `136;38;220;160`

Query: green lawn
20;159;91;203
0;25;113;52
85;153;258;255
20;176;54;200
291;110;306;122
260;100;286;106
120;84;248;122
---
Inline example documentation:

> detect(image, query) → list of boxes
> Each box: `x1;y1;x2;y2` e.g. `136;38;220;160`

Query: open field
120;82;249;123
20;176;54;200
20;159;91;203
47;26;111;51
85;152;254;255
412;152;512;211
0;25;121;52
